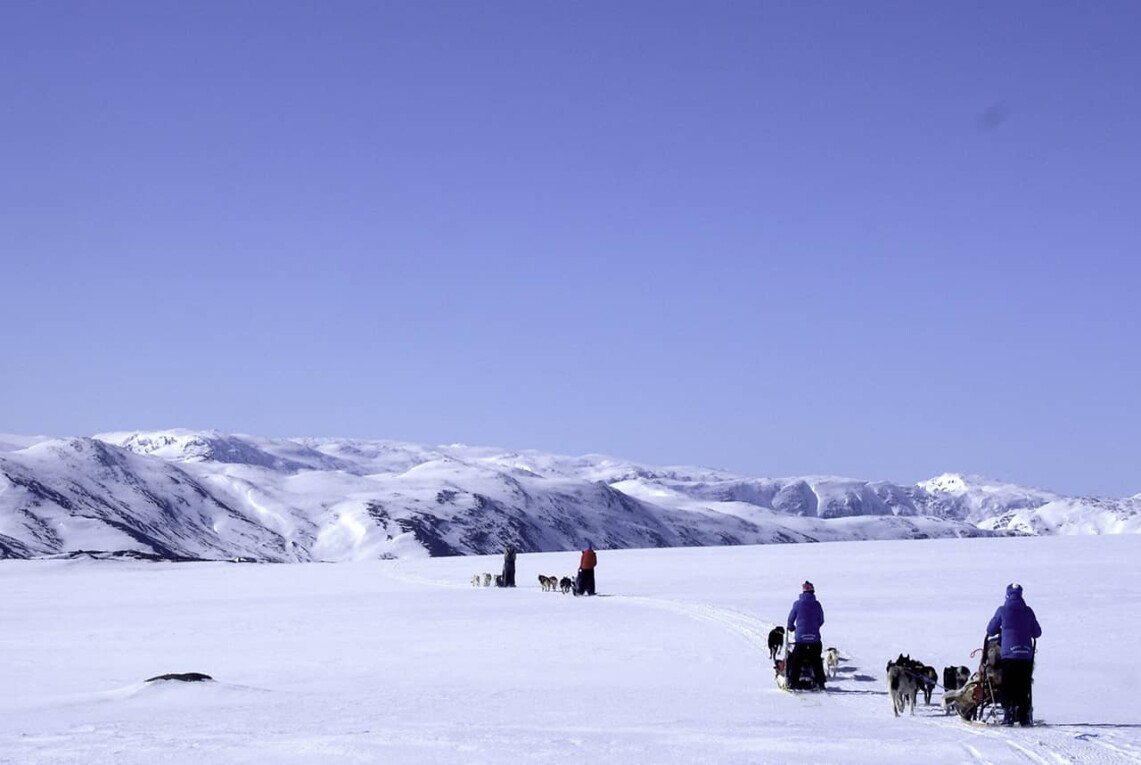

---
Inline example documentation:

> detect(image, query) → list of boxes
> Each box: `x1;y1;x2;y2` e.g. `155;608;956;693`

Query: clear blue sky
2;1;1138;496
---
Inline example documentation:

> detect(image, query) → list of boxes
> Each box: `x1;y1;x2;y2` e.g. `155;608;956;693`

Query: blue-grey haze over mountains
1;1;1137;496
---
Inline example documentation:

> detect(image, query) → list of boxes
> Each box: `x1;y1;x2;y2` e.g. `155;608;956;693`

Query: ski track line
963;742;995;765
385;564;884;692
1027;735;1118;765
380;564;1141;764
1004;736;1062;765
384;563;778;653
608;594;773;652
1081;734;1141;765
956;724;1054;765
1035;727;1141;765
954;718;1141;765
386;561;473;590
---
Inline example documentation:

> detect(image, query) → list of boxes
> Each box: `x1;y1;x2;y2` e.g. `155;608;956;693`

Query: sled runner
945;635;1034;726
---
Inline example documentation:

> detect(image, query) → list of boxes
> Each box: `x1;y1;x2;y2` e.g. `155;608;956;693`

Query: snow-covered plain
2;535;1139;764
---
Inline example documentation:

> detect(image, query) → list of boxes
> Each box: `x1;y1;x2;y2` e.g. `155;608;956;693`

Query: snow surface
2;535;1139;764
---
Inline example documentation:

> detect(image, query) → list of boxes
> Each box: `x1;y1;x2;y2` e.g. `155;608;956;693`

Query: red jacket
579;549;597;570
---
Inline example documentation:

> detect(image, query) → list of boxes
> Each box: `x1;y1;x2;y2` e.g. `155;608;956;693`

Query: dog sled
943;636;1035;727
775;638;824;692
571;570;590;596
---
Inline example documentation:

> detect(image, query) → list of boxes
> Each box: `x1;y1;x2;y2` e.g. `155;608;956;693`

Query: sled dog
943;665;970;692
916;663;938;705
887;660;918;717
767;626;785;662
825;647;840;678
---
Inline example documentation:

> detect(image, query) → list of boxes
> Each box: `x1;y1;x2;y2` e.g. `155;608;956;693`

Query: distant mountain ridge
0;429;1137;562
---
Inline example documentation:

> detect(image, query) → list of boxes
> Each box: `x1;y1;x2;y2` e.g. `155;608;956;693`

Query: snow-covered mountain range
1;430;1137;561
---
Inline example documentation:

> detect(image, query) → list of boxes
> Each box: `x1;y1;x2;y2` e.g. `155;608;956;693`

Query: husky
538;574;558;592
767;626;785;662
892;654;936;705
887;659;918;717
482;573;493;587
943;665;970;692
825;647;841;678
470;574;481;587
559;576;573;594
916;663;938;704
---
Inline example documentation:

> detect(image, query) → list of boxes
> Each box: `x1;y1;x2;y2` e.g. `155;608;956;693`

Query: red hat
802;581;814;593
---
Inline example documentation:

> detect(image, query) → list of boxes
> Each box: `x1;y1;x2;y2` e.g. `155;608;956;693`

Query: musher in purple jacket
985;583;1042;726
786;581;826;690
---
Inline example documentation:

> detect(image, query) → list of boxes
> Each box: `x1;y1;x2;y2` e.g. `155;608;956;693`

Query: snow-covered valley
2;535;1138;764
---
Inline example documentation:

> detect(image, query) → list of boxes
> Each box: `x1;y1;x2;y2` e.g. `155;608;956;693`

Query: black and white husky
943;665;970;692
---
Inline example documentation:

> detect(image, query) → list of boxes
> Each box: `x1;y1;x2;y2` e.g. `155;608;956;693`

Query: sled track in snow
385;562;777;651
615;592;1141;765
1079;734;1141;764
604;594;774;653
385;561;474;590
933;712;1141;765
385;562;1141;764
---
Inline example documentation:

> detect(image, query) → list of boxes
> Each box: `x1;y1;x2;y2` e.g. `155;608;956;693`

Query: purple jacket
986;585;1042;660
787;592;824;644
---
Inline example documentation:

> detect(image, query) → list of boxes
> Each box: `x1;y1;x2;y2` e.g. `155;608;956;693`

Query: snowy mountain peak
919;473;972;494
95;431;222;461
922;473;1059;500
99;429;254;463
95;429;340;473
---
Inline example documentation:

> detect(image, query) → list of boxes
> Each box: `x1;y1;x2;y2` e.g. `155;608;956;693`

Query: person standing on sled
501;544;517;588
986;583;1042;726
786;581;826;690
576;541;597;596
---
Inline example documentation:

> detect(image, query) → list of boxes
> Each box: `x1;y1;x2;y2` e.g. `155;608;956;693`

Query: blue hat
1006;583;1023;597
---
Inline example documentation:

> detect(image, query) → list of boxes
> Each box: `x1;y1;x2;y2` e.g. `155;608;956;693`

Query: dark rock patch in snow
146;672;214;683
